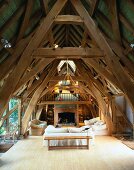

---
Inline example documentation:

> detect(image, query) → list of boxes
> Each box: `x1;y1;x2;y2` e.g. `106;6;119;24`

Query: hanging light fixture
64;58;77;86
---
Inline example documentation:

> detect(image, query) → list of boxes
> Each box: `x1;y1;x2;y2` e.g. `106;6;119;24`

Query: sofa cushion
45;125;68;133
94;120;105;126
84;117;100;125
92;124;107;131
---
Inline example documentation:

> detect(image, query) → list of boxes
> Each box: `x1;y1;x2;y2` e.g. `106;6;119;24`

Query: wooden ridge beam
54;15;83;25
0;0;68;118
33;47;103;57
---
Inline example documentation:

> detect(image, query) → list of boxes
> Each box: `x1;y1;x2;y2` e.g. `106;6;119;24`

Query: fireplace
58;112;75;124
54;106;78;126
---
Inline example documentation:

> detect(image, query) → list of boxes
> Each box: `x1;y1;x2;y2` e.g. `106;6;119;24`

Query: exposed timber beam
0;32;34;81
22;71;49;100
71;0;134;111
83;58;121;89
105;38;134;78
15;58;54;92
40;0;54;47
54;15;83;25
0;105;18;127
50;76;85;81
33;47;103;57
16;0;33;42
0;0;68;118
76;60;113;134
108;0;122;44
38;101;91;105
89;0;98;16
21;60;59;134
75;60;110;97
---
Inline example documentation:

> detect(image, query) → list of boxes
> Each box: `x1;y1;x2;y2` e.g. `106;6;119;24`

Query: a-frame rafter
0;0;68;118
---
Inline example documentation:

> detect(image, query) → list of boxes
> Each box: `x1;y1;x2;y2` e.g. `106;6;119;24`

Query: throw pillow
68;128;82;133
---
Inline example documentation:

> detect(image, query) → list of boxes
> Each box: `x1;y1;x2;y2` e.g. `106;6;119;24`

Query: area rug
122;140;134;150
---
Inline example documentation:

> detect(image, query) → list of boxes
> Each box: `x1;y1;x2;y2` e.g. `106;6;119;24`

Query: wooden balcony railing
39;93;91;102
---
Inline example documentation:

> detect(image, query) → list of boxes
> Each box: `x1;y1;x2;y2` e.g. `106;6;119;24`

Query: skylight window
58;60;76;73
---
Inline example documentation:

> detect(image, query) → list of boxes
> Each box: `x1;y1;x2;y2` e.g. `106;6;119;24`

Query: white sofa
84;117;109;136
43;125;94;147
43;118;109;147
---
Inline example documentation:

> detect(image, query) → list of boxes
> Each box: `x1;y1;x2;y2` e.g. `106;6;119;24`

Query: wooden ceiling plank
119;13;134;35
69;33;80;47
81;29;88;47
0;0;10;13
0;0;68;118
21;60;59;134
71;0;134;111
16;0;34;42
70;27;82;43
0;5;25;35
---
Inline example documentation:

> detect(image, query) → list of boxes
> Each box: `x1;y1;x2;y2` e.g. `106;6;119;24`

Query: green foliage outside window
0;98;19;135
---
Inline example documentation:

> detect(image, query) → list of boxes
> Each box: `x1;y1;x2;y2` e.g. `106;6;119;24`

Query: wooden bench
44;136;92;150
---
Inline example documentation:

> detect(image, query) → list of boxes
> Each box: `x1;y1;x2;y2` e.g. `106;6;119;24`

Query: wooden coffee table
44;136;91;150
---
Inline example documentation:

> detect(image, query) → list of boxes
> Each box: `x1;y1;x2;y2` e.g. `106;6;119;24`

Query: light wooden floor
0;136;134;170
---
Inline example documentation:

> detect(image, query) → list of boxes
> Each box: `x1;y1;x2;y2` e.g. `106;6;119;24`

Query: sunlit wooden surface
0;136;134;170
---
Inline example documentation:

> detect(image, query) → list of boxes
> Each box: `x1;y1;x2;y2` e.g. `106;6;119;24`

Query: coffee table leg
48;140;50;150
87;138;89;149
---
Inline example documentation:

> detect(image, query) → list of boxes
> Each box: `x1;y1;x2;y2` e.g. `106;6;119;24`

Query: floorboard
0;136;134;170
